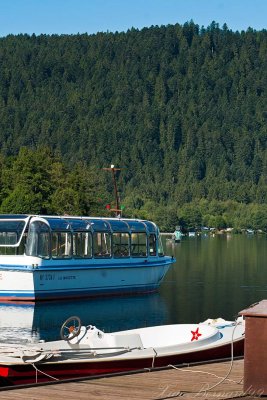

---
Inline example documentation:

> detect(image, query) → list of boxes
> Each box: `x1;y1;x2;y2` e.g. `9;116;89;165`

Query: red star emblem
191;327;202;341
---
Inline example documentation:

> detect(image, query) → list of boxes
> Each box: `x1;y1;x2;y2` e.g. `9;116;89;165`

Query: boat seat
82;327;143;350
107;333;144;349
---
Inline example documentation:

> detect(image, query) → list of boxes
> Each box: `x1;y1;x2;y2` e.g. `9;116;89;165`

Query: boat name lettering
40;273;56;281
58;275;76;280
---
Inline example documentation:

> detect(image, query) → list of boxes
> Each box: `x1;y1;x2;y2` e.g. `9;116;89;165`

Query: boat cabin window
73;232;92;258
0;234;26;255
131;232;147;257
112;233;130;257
143;221;157;234
52;232;72;259
25;221;50;259
0;231;17;246
0;219;27;255
93;232;111;257
148;234;157;256
158;234;164;256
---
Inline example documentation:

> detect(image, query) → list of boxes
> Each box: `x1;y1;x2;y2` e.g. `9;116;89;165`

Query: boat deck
0;358;263;399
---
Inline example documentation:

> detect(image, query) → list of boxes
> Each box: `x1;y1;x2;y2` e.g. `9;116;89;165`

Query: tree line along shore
0;22;266;231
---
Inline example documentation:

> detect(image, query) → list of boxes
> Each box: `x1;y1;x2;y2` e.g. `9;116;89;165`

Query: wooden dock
0;359;263;399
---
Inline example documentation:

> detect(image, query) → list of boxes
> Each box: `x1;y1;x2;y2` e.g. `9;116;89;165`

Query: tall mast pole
103;165;122;217
111;166;120;213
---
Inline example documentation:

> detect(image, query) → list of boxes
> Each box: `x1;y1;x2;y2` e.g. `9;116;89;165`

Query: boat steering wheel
60;316;82;341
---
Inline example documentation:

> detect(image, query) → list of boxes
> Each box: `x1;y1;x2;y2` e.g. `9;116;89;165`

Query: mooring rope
31;363;59;383
166;318;244;394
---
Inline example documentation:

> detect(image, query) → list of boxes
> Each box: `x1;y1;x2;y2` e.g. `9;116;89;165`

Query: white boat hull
0;319;245;385
0;256;172;301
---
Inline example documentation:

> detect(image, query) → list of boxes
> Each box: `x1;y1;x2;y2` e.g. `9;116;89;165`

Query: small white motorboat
0;316;245;386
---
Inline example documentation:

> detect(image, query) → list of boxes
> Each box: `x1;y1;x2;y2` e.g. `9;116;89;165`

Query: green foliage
0;185;43;214
0;25;266;230
178;204;202;230
0;148;110;216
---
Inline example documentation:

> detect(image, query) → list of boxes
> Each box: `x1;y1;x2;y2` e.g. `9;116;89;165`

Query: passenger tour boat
0;215;175;301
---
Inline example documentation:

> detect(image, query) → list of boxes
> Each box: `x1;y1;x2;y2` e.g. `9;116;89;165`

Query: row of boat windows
0;231;164;259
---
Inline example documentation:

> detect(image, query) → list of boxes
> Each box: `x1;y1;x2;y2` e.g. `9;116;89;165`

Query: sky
0;0;266;37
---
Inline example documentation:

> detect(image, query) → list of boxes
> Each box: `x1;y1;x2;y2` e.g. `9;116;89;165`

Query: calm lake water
0;234;266;342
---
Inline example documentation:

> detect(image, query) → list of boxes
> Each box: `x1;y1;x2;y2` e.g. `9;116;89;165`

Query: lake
0;234;266;342
162;233;267;323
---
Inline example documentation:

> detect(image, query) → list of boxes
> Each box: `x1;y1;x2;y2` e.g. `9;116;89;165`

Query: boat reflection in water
0;293;168;343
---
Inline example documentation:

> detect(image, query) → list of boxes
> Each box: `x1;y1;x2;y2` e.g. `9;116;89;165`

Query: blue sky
0;0;266;37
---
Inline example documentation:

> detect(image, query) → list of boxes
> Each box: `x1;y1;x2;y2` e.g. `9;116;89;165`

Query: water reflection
0;293;169;342
0;235;266;343
161;234;267;323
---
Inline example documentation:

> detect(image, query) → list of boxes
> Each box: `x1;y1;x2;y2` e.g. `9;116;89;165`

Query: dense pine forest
0;22;267;231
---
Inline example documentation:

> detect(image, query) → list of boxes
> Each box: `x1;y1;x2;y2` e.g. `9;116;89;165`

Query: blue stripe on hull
0;258;173;272
0;284;160;301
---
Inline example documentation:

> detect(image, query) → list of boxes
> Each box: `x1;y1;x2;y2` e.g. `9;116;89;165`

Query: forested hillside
0;22;266;230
